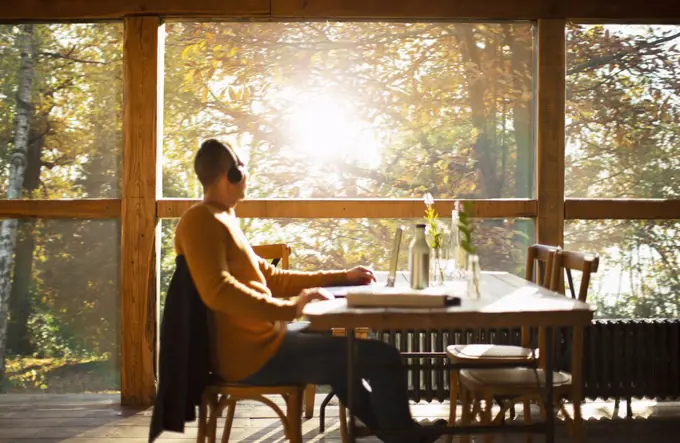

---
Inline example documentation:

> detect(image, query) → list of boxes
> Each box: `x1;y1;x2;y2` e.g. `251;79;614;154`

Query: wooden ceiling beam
1;0;679;21
0;0;269;21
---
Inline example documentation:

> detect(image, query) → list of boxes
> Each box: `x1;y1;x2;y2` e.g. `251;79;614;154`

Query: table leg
347;328;357;442
544;326;555;443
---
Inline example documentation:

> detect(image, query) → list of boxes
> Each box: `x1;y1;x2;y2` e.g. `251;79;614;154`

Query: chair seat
459;367;572;391
447;344;537;363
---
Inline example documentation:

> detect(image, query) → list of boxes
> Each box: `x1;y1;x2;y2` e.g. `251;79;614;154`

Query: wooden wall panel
536;19;566;247
0;0;269;20
158;199;537;219
121;16;159;407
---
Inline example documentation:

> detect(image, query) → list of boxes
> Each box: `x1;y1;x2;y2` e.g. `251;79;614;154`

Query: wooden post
536;19;566;247
121;16;161;406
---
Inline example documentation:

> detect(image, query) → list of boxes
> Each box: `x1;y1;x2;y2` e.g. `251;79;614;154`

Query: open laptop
323;226;404;297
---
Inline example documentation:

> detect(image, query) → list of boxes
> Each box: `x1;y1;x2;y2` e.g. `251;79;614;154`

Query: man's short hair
194;139;238;188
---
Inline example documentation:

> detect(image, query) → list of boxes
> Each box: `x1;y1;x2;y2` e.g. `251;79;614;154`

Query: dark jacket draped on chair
149;255;211;442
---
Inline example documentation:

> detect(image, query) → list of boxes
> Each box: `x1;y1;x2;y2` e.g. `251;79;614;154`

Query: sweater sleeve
258;258;349;299
177;208;298;321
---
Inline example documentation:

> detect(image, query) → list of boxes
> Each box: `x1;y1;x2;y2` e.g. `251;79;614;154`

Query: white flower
423;192;434;207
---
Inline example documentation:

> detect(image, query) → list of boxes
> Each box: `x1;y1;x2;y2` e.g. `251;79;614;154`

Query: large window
566;24;680;199
0;24;123;199
0;22;123;393
162;22;536;200
565;219;680;319
1;218;120;393
565;23;680;319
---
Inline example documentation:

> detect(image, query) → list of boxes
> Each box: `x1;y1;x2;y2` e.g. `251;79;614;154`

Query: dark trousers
242;330;422;443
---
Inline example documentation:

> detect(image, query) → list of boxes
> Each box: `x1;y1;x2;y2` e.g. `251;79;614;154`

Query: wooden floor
1;394;680;442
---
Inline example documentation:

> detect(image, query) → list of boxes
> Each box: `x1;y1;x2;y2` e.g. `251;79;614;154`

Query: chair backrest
251;243;291;270
525;243;559;289
550;248;600;302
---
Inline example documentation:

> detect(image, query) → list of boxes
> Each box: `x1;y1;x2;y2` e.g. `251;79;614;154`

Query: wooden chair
445;244;558;434
196;243;312;442
456;248;599;443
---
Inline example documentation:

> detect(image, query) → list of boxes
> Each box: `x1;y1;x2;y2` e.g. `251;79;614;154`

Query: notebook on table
344;285;462;308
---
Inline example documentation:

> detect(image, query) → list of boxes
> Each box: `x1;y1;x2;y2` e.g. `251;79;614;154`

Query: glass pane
160;217;533;307
564;219;680;319
1;219;120;393
163;22;535;199
0;23;123;199
566;24;680;198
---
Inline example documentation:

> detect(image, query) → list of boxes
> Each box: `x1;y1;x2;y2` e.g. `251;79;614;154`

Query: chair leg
220;401;236;443
445;370;459;443
207;395;220;443
339;401;349;443
483;393;494;443
448;370;459;426
286;390;303;443
197;396;208;442
319;391;335;432
523;399;532;443
571;395;585;443
460;387;473;443
304;384;316;419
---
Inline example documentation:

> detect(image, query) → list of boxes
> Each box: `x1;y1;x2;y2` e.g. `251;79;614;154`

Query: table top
302;271;595;330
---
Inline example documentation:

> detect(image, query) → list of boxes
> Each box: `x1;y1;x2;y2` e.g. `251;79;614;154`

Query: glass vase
467;254;481;299
430;246;447;286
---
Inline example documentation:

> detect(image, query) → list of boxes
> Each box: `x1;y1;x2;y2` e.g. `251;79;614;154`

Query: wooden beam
0;199;120;219
1;0;679;21
536;19;566;248
121;16;159;407
271;0;680;20
271;0;556;19
0;0;270;20
157;199;537;219
566;199;680;220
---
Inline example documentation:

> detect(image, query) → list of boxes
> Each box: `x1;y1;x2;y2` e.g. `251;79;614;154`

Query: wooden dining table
303;271;596;443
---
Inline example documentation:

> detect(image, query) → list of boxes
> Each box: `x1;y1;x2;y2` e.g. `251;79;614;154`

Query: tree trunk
6;219;36;355
0;24;35;387
457;27;502;198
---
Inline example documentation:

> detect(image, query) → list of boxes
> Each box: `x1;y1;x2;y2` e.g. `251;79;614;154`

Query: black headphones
225;144;244;184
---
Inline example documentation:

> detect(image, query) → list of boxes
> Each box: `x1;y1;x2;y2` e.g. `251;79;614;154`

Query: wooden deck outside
1;394;680;442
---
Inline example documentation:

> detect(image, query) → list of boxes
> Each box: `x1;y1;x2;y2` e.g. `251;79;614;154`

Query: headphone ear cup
228;166;243;184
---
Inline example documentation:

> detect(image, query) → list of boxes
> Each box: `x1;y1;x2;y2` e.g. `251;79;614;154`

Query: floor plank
1;394;680;442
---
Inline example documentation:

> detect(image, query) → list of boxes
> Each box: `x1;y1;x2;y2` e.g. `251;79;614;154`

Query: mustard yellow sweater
174;202;348;382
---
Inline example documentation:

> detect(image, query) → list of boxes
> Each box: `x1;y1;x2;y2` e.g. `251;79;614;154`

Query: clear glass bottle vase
450;209;468;278
467;254;481;299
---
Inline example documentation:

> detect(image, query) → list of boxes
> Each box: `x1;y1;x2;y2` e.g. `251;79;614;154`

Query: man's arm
177;208;298;320
257;258;349;299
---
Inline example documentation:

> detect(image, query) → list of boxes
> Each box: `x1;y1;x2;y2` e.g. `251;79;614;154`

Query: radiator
374;319;680;404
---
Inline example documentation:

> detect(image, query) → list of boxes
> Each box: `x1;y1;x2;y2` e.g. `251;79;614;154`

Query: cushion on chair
447;344;536;363
458;367;572;391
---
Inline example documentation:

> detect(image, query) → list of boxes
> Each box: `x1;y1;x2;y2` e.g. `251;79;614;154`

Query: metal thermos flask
409;224;430;289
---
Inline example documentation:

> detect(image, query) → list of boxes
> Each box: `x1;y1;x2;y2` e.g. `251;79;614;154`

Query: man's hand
346;266;377;286
296;287;335;317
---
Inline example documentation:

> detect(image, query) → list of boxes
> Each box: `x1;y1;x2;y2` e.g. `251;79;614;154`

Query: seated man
175;139;444;443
